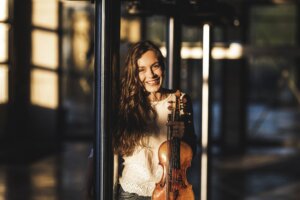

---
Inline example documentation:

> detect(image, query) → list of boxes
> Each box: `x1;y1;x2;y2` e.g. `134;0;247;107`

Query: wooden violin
152;90;194;200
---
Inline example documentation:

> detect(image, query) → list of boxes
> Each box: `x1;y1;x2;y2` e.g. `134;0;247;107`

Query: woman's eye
152;65;160;70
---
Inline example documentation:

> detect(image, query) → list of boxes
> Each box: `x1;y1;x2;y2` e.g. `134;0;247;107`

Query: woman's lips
146;78;160;85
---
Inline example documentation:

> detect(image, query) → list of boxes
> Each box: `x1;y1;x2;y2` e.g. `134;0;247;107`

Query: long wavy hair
114;41;165;156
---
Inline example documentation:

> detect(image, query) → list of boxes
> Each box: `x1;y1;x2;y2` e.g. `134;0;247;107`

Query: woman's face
137;50;163;94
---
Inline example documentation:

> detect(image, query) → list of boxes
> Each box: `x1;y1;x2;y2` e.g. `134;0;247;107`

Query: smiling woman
108;41;197;199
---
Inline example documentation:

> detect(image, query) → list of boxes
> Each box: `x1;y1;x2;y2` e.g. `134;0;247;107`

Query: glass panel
247;56;300;139
0;65;8;104
71;11;92;70
145;16;166;46
0;0;8;21
31;69;58;109
32;0;58;29
0;24;8;62
32;30;59;69
250;4;296;46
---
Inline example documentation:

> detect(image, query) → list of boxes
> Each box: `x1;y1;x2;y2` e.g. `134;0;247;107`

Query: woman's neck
148;89;166;102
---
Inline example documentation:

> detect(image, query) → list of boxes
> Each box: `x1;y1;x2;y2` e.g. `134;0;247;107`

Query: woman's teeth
147;79;159;84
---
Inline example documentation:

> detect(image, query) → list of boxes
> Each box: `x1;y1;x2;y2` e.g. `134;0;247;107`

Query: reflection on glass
72;11;91;69
120;18;141;43
0;24;8;62
30;158;57;200
0;0;8;21
32;30;58;69
32;0;58;29
31;69;58;109
0;167;6;200
0;65;8;104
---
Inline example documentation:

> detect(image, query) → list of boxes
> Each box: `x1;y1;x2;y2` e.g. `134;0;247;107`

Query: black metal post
94;0;120;199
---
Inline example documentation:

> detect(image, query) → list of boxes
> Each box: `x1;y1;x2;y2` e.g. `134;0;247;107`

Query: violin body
152;140;194;200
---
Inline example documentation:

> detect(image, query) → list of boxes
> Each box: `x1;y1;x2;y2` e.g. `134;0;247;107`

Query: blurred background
1;0;300;199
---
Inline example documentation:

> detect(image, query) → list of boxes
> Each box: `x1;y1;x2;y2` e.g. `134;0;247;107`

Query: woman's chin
145;85;161;93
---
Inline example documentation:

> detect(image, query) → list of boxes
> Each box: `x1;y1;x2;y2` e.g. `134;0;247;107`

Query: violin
152;90;194;200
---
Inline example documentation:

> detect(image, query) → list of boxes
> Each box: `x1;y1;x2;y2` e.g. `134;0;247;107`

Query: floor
1;141;300;200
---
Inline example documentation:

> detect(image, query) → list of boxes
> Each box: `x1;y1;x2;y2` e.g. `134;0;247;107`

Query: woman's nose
146;67;155;77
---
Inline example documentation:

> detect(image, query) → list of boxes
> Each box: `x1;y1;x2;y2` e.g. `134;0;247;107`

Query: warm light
226;43;243;59
162;44;242;60
0;24;8;62
201;23;210;200
201;153;208;200
32;0;58;29
168;17;174;89
190;47;203;59
120;18;141;43
181;47;203;59
211;46;226;59
31;69;58;109
0;0;8;21
32;30;59;69
31;173;56;188
0;183;6;200
0;66;8;104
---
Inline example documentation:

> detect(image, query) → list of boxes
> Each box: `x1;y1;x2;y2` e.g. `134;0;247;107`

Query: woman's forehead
137;51;159;67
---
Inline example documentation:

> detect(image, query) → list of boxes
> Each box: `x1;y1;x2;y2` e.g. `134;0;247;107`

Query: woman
114;41;197;199
86;41;197;200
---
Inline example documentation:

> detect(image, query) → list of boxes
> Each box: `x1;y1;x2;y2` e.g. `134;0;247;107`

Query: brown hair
114;41;165;156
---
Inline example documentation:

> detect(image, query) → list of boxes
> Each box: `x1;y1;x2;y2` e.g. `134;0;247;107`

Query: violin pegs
175;90;181;98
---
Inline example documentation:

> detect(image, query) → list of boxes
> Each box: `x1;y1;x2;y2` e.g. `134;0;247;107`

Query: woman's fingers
166;121;185;138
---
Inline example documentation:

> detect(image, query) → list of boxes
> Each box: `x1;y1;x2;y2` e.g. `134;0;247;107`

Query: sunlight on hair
32;30;59;69
0;65;8;104
0;0;8;21
0;24;8;62
32;0;58;29
31;69;58;109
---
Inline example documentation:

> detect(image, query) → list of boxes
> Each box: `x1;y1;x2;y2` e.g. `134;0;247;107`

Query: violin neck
170;93;182;169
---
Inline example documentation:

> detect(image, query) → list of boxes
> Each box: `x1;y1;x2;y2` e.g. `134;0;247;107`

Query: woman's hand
166;121;185;138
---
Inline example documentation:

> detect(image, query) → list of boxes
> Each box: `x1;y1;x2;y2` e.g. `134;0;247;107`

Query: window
0;0;10;104
30;0;60;109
